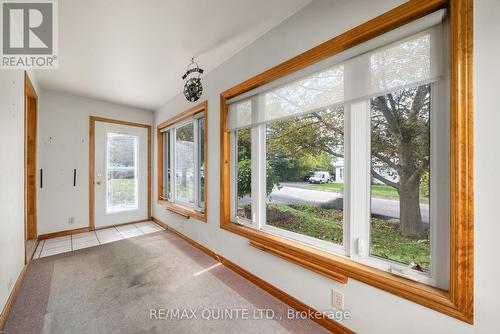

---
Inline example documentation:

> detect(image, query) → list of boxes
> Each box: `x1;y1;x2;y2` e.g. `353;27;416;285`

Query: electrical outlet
68;217;75;224
331;289;344;310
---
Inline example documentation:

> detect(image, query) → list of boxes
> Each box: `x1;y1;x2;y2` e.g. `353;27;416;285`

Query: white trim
428;66;451;289
343;105;352;257
358;254;436;286
197;117;206;209
161;115;206;213
348;101;372;262
255;124;266;228
230;131;237;220
169;130;175;200
162;129;171;199
193;119;200;207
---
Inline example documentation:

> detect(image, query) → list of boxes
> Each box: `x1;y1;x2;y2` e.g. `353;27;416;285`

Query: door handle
96;181;101;185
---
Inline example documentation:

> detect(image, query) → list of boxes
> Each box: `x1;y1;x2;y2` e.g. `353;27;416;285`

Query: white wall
0;70;40;315
471;0;500;332
38;90;153;234
153;0;500;333
0;70;25;316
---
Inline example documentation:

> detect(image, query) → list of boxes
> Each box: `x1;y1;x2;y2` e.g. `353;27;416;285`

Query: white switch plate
331;289;344;310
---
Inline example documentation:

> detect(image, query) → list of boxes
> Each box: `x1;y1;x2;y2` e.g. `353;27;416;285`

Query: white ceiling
35;0;311;110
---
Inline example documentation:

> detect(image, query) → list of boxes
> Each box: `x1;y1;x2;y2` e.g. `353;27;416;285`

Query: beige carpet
5;229;328;333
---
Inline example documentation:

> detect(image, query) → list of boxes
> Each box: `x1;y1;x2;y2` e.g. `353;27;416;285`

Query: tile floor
34;221;165;259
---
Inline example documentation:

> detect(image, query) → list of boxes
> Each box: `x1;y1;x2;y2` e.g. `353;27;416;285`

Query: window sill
158;200;207;222
221;220;467;322
250;240;348;284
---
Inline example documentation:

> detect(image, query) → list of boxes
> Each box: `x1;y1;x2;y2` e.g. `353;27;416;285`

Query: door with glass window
94;121;149;228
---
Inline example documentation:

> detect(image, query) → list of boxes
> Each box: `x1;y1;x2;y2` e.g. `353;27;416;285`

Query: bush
237;159;251;198
237;159;281;198
420;171;430;198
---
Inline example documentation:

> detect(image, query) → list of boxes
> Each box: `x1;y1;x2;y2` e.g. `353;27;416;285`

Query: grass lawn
109;178;135;205
266;203;430;271
369;218;429;270
267;204;344;245
371;184;400;198
310;182;400;198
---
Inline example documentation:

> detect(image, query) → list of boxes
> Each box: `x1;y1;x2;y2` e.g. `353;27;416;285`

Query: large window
226;10;450;288
158;102;207;220
221;2;473;323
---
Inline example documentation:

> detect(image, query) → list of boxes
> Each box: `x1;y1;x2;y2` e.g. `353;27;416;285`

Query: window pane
175;122;195;204
107;132;136;168
106;133;138;213
163;131;171;199
370;84;430;271
198;117;205;208
236;128;252;220
265;107;344;246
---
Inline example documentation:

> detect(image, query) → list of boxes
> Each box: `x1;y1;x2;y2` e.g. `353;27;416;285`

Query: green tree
236;128;252;198
235;79;430;237
299;153;335;177
237;159;251;198
236;129;281;198
371;85;430;236
267;84;430;236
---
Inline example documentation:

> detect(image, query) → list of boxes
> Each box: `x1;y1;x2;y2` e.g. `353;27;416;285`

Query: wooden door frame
89;116;152;230
24;72;38;264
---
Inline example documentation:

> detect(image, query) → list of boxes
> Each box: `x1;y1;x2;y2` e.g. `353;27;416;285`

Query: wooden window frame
157;101;208;222
220;0;473;323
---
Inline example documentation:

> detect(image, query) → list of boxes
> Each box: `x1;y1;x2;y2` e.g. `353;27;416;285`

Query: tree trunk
398;176;424;236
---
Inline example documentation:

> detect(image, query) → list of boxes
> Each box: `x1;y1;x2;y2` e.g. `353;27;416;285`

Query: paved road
269;182;429;223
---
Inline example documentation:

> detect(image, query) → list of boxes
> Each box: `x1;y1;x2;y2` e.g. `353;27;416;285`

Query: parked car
303;171;315;182
308;171;330;184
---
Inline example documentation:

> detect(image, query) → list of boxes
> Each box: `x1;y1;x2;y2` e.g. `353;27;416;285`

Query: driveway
269;182;429;223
